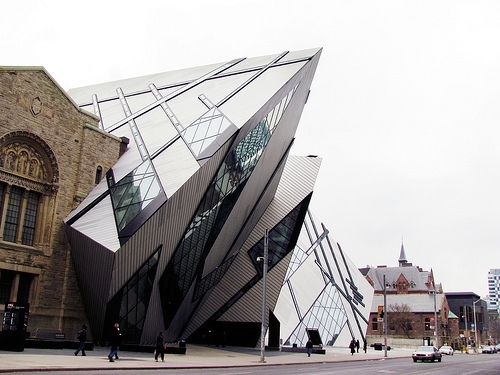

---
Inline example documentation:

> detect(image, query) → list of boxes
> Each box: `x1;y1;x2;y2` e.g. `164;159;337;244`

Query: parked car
412;346;442;362
481;345;495;354
438;345;454;355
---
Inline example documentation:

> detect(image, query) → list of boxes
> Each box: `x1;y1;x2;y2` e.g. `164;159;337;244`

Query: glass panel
22;191;40;246
284;245;308;282
181;107;234;159
106;246;161;344
3;186;22;242
160;87;297;328
248;202;303;276
109;160;164;232
0;183;5;214
284;284;347;347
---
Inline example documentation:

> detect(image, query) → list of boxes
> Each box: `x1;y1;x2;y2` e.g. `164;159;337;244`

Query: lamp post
430;286;438;347
463;307;468;351
383;275;388;358
473;299;481;347
258;229;269;363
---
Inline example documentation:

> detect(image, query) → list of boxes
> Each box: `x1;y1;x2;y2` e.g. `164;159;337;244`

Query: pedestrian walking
74;324;87;356
363;339;367;353
108;323;121;362
355;339;360;353
306;339;313;357
349;339;355;355
155;332;165;362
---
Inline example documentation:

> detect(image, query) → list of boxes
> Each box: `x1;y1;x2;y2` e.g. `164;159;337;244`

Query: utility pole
432;287;438;347
463;308;468;352
383;274;388;358
473;299;480;347
258;229;268;363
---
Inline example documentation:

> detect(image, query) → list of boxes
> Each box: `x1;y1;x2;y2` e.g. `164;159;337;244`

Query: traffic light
377;305;384;319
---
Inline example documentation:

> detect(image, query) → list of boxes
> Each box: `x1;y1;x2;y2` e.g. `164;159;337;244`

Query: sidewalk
0;345;414;373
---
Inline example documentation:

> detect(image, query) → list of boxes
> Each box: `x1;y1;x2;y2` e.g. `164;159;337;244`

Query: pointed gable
396;273;409;294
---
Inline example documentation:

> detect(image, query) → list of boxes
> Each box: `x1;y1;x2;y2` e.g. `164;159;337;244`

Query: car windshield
418;346;433;352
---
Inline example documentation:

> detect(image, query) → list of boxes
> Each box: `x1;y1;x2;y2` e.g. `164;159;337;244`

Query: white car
481;345;495;354
438;345;454;355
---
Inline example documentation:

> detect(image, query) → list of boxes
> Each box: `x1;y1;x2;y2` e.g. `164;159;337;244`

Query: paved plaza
0;345;414;373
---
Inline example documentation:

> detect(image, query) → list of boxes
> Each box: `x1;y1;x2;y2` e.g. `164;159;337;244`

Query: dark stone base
281;346;326;355
0;331;26;352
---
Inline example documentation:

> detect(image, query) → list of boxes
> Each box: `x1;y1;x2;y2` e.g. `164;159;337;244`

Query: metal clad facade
61;49;369;347
65;224;114;340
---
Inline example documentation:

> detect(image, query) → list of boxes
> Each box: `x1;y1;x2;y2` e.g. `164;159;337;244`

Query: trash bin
179;340;186;348
374;343;383;351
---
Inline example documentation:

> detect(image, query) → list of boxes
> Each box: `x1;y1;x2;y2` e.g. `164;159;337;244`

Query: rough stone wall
0;68;123;339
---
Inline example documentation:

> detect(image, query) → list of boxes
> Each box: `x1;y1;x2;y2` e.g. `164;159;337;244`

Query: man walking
155;332;165;362
74;324;87;356
306;339;313;357
108;323;121;362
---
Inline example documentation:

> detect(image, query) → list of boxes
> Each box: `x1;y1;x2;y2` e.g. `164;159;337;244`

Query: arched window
397;281;408;294
1;185;41;245
0;132;58;247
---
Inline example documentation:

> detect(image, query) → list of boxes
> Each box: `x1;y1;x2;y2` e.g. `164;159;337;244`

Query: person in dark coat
349;339;355;355
355;339;360;353
108;323;121;362
74;324;87;356
155;332;165;362
306;339;313;357
363;339;367;353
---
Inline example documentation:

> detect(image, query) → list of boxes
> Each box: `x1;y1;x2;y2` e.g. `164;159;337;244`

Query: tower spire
398;237;407;267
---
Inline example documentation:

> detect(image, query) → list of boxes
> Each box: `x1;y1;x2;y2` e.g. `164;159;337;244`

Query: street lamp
257;229;269;363
383;275;388;358
429;286;438;347
462;307;468;351
473;299;481;347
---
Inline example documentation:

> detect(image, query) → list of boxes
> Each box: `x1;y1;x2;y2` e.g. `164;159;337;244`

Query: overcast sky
2;1;499;298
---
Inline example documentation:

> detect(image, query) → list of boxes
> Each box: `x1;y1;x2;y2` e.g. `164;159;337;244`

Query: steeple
398;238;407;267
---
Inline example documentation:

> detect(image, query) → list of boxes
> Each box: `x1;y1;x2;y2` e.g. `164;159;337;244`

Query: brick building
0;67;125;339
360;242;451;347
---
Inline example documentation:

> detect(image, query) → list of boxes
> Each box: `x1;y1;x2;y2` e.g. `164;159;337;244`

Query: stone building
0;67;125;338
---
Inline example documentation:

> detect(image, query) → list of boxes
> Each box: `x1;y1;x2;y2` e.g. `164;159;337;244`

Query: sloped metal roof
371;293;444;313
65;49;321;251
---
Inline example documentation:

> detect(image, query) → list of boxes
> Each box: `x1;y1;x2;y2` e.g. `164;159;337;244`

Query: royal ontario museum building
62;48;373;348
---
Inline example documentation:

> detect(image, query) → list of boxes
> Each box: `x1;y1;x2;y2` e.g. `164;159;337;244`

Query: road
12;353;500;375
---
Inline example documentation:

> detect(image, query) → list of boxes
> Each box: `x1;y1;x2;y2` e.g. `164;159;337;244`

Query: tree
388;303;415;339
